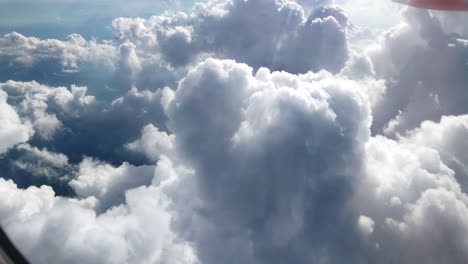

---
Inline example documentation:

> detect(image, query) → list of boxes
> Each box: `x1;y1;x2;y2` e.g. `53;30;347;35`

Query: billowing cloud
0;32;116;71
0;0;467;264
0;80;170;165
126;123;175;161
0;54;467;263
113;0;350;74
69;158;155;212
0;80;95;139
403;115;468;192
0;90;33;154
164;58;372;264
366;9;468;135
0;32;178;99
0;176;198;264
355;116;468;263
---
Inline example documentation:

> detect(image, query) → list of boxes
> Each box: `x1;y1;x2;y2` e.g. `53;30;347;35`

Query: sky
0;0;467;264
0;0;196;38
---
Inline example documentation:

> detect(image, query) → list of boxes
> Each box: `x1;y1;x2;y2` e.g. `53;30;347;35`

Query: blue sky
0;0;196;38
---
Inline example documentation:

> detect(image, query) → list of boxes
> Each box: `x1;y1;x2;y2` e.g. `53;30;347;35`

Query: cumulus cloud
366;9;468;135
0;176;198;264
164;58;372;264
11;144;70;180
0;1;467;264
0;90;33;154
0;32;116;72
355;121;468;263
117;42;142;89
0;32;178;99
113;0;350;74
69;158;155;212
403;115;468;192
126;124;175;161
0;80;170;165
0;80;95;139
1;52;468;263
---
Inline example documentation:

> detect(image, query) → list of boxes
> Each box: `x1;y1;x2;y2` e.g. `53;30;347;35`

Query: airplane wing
0;227;28;264
393;0;468;11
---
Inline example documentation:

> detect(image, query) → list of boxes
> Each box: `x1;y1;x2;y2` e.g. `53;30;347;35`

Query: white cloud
361;9;468;135
403;115;468;192
0;53;467;263
355;120;468;263
69;158;155;212
0;168;197;264
0;32;117;72
113;0;350;74
357;215;375;237
126;124;175;161
0;90;34;154
0;1;467;264
0;81;95;139
12;144;70;180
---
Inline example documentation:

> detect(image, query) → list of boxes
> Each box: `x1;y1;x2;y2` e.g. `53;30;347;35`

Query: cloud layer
0;0;467;264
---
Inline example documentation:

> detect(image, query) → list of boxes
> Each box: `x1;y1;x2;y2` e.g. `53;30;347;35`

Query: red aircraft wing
394;0;468;11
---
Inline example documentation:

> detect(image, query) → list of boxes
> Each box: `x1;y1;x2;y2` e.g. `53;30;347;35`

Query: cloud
0;80;95;139
11;144;70;180
0;32;179;100
0;176;198;264
355;117;468;263
362;9;468;135
0;1;467;264
117;42;142;89
126;123;175;161
0;53;467;264
357;215;375;238
69;158;155;212
0;32;116;71
0;90;34;154
0;80;170;165
113;0;350;74
162;58;468;264
163;58;372;264
403;115;468;192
